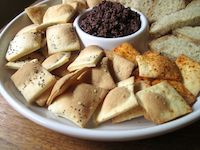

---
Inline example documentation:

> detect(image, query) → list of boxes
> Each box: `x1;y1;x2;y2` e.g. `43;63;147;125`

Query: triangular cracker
96;77;139;124
48;83;108;128
113;42;140;64
25;4;48;24
67;45;104;72
36;85;54;107
112;106;144;123
113;54;136;81
42;52;71;71
47;68;88;105
6;32;42;61
17;24;39;35
5;51;45;70
51;52;79;77
91;57;116;90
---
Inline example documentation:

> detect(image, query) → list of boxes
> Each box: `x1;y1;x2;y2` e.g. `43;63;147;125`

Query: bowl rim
0;0;200;142
73;7;148;41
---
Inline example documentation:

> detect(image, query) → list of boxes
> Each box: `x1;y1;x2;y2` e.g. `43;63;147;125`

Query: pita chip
112;106;144;123
136;51;181;81
63;0;88;13
91;57;116;90
6;32;42;61
67;45;104;72
113;42;140;64
25;4;48;24
51;53;79;77
46;24;80;54
47;68;88;105
104;50;114;60
17;24;40;35
42;52;71;72
136;81;192;124
11;60;56;103
86;0;103;8
113;54;136;81
176;55;200;97
36;85;54;107
5;51;45;70
152;79;196;105
96;77;139;124
43;4;75;24
48;83;108;128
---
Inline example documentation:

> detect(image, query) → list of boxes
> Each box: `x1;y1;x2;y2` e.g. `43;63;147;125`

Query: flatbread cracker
6;32;42;61
176;54;200;97
48;83;108;128
63;0;88;12
67;45;104;72
113;54;136;81
152;79;196;105
25;4;48;24
113;42;140;64
136;81;192;124
5;51;45;70
43;4;75;24
11;60;56;103
112;106;144;123
17;24;39;35
91;57;116;90
42;52;71;71
36;85;54;107
47;68;88;105
86;0;103;8
96;77;139;124
46;23;80;54
52;52;79;77
136;51;181;81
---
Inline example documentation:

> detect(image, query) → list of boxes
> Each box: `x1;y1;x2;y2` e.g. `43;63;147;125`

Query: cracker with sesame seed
11;60;56;103
5;51;45;70
48;83;108;128
47;68;88;105
6;32;43;62
67;45;104;72
46;24;80;54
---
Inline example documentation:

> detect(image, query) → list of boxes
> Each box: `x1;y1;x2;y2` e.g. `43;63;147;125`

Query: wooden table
0;94;200;149
0;0;200;149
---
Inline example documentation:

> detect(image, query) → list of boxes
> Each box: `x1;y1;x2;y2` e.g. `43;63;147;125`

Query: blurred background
0;0;36;28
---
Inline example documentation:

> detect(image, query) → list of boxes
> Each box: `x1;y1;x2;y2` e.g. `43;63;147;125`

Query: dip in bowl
73;1;149;52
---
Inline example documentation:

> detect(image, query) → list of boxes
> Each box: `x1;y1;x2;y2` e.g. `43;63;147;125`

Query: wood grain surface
0;94;200;150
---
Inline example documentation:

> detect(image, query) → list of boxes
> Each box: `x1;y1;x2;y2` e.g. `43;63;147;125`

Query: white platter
0;0;200;141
